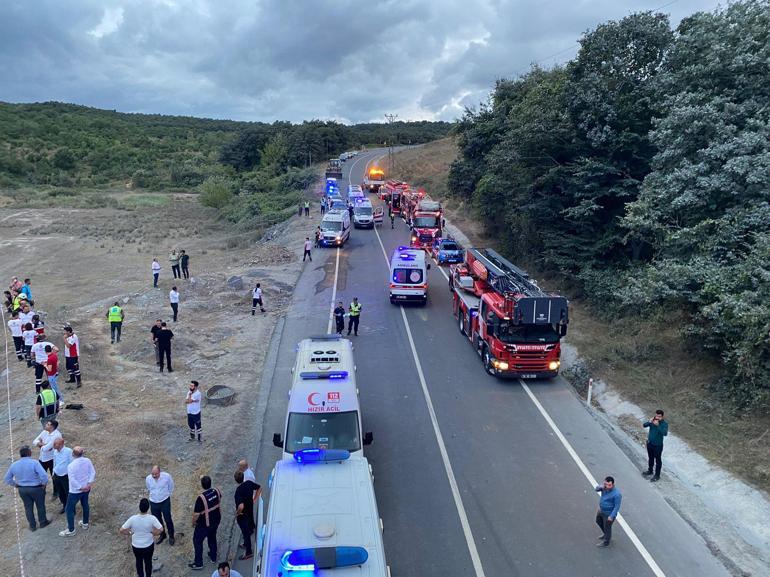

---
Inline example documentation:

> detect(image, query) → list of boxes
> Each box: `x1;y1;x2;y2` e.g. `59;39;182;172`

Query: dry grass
391;137;770;492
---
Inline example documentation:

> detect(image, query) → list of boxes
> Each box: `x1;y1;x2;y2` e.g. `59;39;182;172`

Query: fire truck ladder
469;248;548;298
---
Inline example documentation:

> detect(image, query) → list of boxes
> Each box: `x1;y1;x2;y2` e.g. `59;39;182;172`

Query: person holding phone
643;409;669;482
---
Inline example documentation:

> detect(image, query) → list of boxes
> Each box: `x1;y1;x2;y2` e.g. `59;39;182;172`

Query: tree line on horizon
448;0;769;408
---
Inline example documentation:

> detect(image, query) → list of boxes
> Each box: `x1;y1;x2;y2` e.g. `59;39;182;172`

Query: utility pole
384;113;398;176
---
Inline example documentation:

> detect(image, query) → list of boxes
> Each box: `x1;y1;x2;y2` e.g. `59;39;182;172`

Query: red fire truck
409;200;443;250
450;248;568;379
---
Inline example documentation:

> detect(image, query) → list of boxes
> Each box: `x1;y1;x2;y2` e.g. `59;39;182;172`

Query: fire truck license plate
395;295;407;299
520;374;537;379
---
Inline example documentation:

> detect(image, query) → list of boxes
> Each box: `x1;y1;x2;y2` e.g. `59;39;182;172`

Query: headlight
495;361;509;370
411;236;417;242
549;361;560;371
336;234;342;239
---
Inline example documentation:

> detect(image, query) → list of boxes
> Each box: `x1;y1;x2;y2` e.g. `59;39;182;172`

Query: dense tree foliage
449;0;770;407
0;102;452;189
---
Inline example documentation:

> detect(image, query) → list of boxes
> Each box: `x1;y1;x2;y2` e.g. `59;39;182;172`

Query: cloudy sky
0;0;717;123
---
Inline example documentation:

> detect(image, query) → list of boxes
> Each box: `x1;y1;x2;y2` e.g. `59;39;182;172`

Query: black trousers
34;363;45;392
24;344;33;366
237;515;255;556
647;442;664;477
150;497;175;538
158;345;172;370
170;302;178;322
13;335;24;359
39;460;54;495
182;265;189;279
18;485;47;529
596;510;614;544
53;473;69;506
132;543;154;577
110;321;122;342
252;298;264;313
188;412;202;440
65;356;81;383
347;315;360;335
303;249;312;261
335;317;344;334
171;264;181;278
193;522;219;566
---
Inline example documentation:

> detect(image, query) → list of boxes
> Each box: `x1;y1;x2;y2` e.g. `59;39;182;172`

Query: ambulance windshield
286;411;361;453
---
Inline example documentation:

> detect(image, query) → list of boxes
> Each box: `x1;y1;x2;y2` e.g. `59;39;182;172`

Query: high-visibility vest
39;389;57;415
108;306;123;322
349;302;361;316
196;488;222;527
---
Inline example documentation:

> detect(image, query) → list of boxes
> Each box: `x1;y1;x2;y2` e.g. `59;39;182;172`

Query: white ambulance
257;450;389;577
389;246;430;305
272;336;373;459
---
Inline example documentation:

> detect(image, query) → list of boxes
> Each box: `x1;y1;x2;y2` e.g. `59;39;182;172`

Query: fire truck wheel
482;347;495;376
458;312;466;335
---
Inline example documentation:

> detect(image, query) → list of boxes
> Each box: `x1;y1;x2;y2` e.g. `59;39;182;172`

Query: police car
272;336;373;459
389;247;430;305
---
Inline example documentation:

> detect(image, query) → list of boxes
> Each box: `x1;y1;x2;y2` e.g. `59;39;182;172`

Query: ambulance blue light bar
293;448;350;463
281;546;369;571
299;371;348;380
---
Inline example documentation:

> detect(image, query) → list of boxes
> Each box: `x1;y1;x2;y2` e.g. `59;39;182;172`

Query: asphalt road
237;150;731;577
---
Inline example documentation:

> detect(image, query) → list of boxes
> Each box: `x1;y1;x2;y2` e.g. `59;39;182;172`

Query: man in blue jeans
60;446;95;537
595;475;622;547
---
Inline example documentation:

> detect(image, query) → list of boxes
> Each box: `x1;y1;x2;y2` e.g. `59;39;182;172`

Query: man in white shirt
7;310;24;360
212;561;243;577
19;304;35;327
60;446;95;536
237;460;256;484
303;237;312;261
169;286;180;322
52;437;73;513
146;465;175;545
185;380;202;442
33;419;62;499
120;498;163;577
31;340;57;393
152;258;161;288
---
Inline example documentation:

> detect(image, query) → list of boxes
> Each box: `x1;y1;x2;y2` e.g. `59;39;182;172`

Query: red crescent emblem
307;392;321;406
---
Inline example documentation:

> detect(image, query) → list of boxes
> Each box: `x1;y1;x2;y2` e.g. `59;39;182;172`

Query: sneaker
650;476;660;482
596;542;609;548
78;521;89;530
59;529;76;537
188;563;203;571
169;536;175;546
168;368;174;372
29;526;37;532
642;470;653;477
39;520;51;529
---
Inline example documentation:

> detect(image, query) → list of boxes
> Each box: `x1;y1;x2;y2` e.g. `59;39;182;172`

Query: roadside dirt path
0;196;319;575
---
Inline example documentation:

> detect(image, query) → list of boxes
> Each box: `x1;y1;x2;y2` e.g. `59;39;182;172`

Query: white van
258;452;389;577
348;185;365;203
319;209;351;247
353;198;374;228
389;247;430;305
272;335;373;460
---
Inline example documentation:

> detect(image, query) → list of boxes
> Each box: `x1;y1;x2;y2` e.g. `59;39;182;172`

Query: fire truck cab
363;167;385;193
451;248;568;379
409;200;443;250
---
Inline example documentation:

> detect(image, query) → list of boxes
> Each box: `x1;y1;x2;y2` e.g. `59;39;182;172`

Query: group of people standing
152;249;190;288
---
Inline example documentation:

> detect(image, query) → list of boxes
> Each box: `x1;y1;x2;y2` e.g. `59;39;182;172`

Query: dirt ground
0;194;319;576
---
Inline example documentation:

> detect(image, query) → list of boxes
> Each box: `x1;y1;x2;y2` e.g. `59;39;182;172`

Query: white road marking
374;224;487;577
326;247;341;334
519;380;667;577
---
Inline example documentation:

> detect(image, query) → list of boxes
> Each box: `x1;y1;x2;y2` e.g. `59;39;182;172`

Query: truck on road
450;248;568;379
325;158;343;179
363;167;385;193
409;200;443;250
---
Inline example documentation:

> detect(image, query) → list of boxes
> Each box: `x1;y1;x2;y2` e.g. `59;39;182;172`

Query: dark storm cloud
0;0;719;123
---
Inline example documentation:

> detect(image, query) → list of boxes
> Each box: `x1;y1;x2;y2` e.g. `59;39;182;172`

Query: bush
199;176;235;209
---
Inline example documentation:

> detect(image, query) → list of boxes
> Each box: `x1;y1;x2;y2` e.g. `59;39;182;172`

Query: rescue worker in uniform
106;302;124;344
347;297;361;336
333;301;345;335
35;381;59;424
189;475;222;570
389;204;395;229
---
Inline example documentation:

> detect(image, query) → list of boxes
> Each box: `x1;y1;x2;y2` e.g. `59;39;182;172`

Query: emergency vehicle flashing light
299;371;348;380
281;546;369;571
293;448;351;463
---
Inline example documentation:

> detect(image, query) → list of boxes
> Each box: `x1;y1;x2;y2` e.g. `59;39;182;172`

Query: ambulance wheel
482;347;495;376
458;312;466;335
